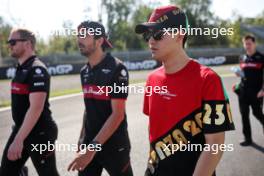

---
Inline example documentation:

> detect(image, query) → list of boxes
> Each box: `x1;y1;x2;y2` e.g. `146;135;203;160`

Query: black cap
78;21;113;48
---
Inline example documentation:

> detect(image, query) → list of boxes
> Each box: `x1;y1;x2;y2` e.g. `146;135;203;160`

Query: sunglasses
143;30;165;42
7;39;28;46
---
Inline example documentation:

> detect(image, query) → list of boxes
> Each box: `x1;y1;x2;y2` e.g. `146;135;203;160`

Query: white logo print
34;82;45;86
159;91;177;100
120;69;127;77
84;87;104;95
12;85;20;91
35;68;42;74
102;69;111;74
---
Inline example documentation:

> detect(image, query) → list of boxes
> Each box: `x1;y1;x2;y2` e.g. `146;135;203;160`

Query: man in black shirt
0;29;59;175
67;21;133;176
237;34;264;146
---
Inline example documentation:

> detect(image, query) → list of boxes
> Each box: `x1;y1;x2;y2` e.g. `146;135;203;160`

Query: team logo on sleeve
35;68;42;74
118;69;128;81
121;69;127;76
33;68;45;78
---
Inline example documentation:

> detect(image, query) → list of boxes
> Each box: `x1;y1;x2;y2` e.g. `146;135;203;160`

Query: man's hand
11;92;46;159
257;89;264;98
7;137;24;161
235;72;241;77
68;149;96;172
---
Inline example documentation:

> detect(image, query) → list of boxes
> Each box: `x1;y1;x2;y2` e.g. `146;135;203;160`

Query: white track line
0;76;235;112
0;107;11;112
0;82;145;112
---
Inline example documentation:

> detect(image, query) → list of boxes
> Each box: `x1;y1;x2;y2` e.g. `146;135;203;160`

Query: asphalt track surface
1;75;264;176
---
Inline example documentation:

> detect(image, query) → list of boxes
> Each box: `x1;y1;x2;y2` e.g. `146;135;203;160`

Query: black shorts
0;124;59;176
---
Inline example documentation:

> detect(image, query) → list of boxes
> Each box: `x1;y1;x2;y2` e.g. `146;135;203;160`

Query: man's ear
175;31;185;47
24;40;33;50
176;31;185;42
96;37;104;48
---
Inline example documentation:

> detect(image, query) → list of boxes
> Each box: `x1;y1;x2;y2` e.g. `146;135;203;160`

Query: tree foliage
1;3;264;59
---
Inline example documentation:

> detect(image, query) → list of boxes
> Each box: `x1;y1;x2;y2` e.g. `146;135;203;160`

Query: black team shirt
11;55;56;132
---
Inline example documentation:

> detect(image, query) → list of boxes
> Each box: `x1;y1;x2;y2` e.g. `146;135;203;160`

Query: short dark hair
77;21;112;51
243;34;256;43
13;28;36;49
183;34;188;48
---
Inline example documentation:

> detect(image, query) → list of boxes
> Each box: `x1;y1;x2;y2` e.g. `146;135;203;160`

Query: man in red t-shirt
135;5;235;176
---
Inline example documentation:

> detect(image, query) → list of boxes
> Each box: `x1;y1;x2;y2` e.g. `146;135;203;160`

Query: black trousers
0;125;59;176
78;147;133;176
79;134;133;176
144;151;216;176
238;88;264;141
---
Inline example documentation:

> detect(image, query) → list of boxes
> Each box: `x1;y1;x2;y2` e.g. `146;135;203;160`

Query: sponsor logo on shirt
158;91;177;100
240;62;263;69
34;82;45;86
119;69;128;81
11;83;29;94
102;69;111;74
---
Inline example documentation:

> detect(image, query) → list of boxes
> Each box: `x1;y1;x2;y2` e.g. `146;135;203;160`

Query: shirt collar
87;52;110;71
17;55;37;69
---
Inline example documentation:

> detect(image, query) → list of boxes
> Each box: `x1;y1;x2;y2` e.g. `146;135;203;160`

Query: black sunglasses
143;30;165;42
7;39;28;46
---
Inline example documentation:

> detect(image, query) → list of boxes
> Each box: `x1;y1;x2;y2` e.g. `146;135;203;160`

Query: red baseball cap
135;5;188;34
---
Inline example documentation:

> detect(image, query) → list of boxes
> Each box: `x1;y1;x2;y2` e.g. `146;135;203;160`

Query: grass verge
0;79;146;108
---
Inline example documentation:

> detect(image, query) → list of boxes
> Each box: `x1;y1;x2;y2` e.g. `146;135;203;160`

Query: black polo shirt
11;55;55;132
80;53;130;148
240;51;264;90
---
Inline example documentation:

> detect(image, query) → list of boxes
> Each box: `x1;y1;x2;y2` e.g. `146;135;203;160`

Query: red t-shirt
143;59;234;174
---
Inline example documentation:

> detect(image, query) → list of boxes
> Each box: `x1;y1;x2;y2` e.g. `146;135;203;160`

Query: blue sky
0;0;263;39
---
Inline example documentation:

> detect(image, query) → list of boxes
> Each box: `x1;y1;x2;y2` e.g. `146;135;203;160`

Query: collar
17;55;37;70
87;53;111;71
246;50;261;58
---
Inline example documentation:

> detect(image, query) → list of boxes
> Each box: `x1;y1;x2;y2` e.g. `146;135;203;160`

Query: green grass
0;64;237;108
49;88;82;97
0;79;11;83
130;79;146;84
0;79;146;108
0;100;11;108
0;89;82;108
0;64;236;109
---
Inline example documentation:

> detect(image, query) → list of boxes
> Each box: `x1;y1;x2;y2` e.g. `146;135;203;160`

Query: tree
242;10;264;26
0;17;12;58
43;20;78;55
101;1;155;50
227;9;264;47
129;5;153;49
35;38;48;56
170;0;230;47
101;0;135;50
227;17;243;47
